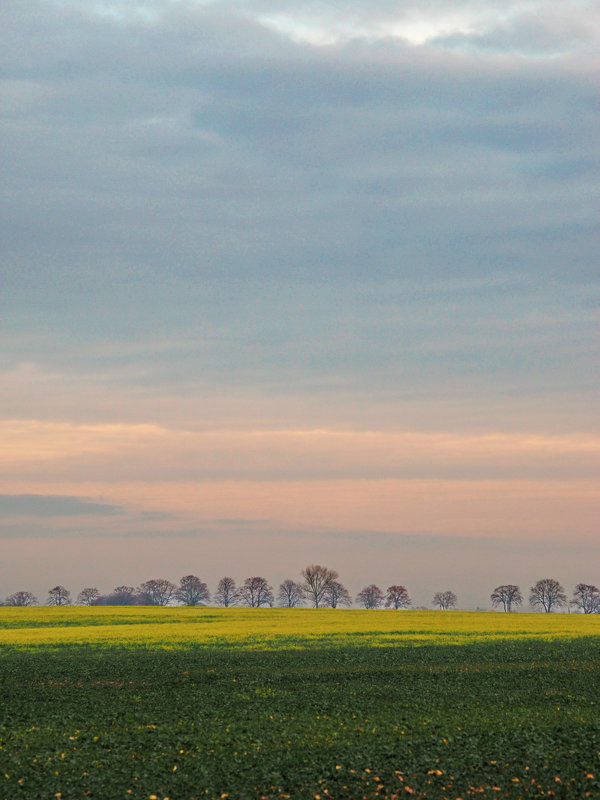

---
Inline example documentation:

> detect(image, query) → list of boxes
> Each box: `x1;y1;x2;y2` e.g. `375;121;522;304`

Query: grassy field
0;609;599;799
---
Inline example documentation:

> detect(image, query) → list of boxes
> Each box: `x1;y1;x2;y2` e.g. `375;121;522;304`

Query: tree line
3;567;600;613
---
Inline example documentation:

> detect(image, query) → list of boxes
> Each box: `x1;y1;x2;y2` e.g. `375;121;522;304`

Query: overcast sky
1;0;598;608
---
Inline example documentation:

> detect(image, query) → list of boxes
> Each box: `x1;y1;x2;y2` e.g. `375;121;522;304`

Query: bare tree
385;585;411;610
301;564;338;608
572;583;600;614
529;578;567;613
92;586;142;606
77;587;100;606
47;586;71;606
356;584;384;609
138;578;176;606
214;577;238;607
175;575;210;606
238;576;274;607
278;579;305;607
93;586;140;605
490;584;522;612
324;580;352;608
433;590;457;610
113;586;139;605
6;591;38;606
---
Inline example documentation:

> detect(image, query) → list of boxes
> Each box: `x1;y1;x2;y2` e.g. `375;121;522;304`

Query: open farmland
0;610;599;799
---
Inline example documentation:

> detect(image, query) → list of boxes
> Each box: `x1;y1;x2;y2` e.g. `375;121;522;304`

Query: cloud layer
2;420;600;482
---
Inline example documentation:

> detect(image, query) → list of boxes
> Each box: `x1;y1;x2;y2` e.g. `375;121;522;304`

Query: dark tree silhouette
572;583;600;614
433;590;457;610
47;586;71;606
175;575;210;606
278;579;305;607
385;585;411;609
324;580;352;608
301;564;338;608
138;578;176;606
214;577;238;607
490;584;522;612
113;586;138;605
77;587;100;606
238;576;274;607
92;586;139;605
529;578;566;613
6;590;38;606
92;587;143;606
356;584;384;609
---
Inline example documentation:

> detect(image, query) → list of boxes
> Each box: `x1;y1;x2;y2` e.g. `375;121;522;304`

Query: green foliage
0;638;599;798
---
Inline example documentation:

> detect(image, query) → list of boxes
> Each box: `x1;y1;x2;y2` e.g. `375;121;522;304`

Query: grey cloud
1;0;598;430
0;495;181;524
137;510;179;521
231;0;599;57
0;494;123;517
434;13;600;56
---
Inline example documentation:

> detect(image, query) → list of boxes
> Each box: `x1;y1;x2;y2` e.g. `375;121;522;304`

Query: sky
1;0;598;609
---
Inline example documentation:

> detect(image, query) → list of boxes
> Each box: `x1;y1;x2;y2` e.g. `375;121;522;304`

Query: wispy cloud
2;420;599;482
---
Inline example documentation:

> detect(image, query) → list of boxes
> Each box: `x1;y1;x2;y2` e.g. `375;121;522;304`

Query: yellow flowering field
0;606;598;649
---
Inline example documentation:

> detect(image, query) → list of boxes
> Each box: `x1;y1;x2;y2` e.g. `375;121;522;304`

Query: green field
0;609;599;799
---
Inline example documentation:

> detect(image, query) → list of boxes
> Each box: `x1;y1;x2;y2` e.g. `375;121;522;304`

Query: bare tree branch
214;577;238;607
77;587;100;606
490;585;522;612
301;565;338;608
47;586;71;606
385;585;411;610
175;575;210;606
356;584;384;609
6;590;38;607
324;580;352;608
529;578;566;613
238;576;274;607
278;580;305;607
433;590;457;610
572;583;600;614
138;579;176;606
